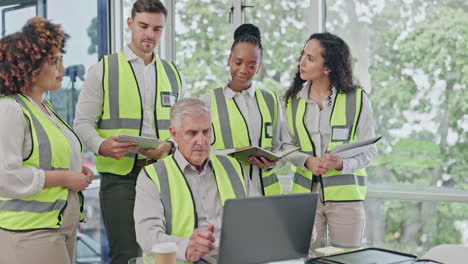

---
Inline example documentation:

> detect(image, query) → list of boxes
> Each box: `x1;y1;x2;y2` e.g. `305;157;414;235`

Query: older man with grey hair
134;98;259;263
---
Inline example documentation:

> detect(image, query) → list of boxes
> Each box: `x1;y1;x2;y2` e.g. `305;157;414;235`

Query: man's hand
304;156;328;175
185;224;215;262
139;141;173;160
98;136;139;159
320;154;343;170
248;156;278;169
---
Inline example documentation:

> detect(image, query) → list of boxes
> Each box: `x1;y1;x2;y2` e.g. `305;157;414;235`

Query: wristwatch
167;140;176;154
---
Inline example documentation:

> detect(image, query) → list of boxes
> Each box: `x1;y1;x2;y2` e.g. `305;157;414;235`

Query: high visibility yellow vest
209;87;282;195
288;89;367;201
144;154;246;260
96;52;182;175
0;94;84;231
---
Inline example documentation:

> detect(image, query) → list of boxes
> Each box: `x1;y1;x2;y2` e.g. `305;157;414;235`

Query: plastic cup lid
152;242;178;254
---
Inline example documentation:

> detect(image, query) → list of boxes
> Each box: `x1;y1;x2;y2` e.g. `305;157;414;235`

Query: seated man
134;98;259;263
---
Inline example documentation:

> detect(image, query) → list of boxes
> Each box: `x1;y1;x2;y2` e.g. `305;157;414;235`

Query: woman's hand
248;156;278;169
304;156;328;175
320;154;343;170
45;168;93;191
82;166;94;179
64;168;93;191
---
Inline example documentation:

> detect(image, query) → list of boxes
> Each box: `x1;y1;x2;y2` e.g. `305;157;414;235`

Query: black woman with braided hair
200;23;284;196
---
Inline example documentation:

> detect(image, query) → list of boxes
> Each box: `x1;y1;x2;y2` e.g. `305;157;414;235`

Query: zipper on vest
153;60;159;139
232;98;252;146
172;156;198;228
253;92;266;195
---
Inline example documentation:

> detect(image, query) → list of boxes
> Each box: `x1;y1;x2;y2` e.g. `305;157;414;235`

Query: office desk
128;256;305;264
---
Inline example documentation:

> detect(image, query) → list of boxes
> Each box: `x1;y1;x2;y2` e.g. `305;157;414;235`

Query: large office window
0;1;107;262
174;0;233;96
326;0;468;254
243;0;313;94
0;2;36;37
174;0;314;97
46;2;105;263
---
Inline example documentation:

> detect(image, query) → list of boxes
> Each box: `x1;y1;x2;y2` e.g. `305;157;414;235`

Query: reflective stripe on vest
0;94;83;231
96;52;181;175
144;154;246;238
210;88;282;195
288;89;367;201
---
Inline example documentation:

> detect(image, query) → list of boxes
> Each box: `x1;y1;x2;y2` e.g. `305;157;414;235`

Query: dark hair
0;17;69;96
230;23;263;56
283;32;359;104
131;0;167;18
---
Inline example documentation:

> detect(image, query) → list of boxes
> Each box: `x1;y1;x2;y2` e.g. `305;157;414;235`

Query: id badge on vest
264;122;273;138
331;125;352;142
161;92;178;107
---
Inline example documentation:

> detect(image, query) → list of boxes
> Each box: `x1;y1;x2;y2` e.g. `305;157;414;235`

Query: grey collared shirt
73;45;184;156
134;150;259;261
282;81;377;173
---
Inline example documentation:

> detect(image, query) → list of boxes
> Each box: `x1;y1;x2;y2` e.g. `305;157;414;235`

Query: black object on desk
307;247;443;264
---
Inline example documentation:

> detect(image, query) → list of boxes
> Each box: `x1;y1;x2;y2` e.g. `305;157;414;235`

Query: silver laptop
216;193;318;264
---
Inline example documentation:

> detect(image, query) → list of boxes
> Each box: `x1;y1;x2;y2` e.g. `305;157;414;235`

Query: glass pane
244;1;311;95
79;186;108;264
47;0;99;126
0;4;36;37
46;1;104;263
123;0;133;45
175;0;232;96
46;0;98;173
244;1;312;187
325;0;468;191
365;198;468;255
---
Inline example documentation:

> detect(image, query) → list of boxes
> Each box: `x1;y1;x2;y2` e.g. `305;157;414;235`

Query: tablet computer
117;134;160;149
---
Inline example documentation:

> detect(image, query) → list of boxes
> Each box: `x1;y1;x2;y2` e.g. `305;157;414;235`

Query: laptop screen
216;193;318;264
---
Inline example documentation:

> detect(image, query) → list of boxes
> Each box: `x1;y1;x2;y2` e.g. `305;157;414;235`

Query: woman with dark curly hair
282;33;377;253
0;17;93;264
199;23;283;196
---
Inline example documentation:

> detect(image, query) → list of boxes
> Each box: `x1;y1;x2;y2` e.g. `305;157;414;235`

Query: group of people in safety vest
0;0;376;263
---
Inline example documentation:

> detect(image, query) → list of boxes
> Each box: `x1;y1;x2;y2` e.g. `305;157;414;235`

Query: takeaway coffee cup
152;242;178;264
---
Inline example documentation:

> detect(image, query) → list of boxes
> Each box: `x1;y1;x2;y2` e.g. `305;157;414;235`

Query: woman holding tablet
282;32;377;252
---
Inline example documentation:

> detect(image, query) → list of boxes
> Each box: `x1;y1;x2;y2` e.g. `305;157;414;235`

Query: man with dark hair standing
74;1;182;263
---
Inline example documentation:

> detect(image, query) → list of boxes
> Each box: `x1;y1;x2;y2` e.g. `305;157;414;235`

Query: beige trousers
0;191;81;264
310;183;365;254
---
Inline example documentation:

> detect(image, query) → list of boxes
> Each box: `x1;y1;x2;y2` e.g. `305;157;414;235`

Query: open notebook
228;146;300;163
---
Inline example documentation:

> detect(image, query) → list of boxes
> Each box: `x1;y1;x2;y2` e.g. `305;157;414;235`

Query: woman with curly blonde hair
0;17;94;264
